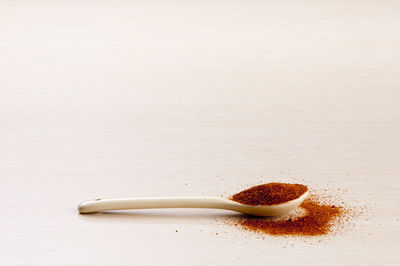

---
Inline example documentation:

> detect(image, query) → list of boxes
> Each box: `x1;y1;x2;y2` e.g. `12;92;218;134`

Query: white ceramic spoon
78;190;308;216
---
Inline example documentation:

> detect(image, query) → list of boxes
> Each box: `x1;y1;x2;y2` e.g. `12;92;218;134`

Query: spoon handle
78;197;232;214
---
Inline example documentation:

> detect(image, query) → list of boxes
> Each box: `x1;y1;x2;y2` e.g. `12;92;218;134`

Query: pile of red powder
230;183;347;236
231;183;308;205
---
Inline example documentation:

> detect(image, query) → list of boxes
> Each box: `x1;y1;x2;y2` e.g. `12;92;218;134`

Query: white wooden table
1;1;399;265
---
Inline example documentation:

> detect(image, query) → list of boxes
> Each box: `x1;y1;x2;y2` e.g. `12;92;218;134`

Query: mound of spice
229;183;347;236
231;183;308;205
236;196;343;236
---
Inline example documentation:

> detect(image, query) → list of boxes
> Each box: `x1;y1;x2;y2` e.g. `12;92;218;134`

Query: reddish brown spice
234;195;344;236
231;183;308;205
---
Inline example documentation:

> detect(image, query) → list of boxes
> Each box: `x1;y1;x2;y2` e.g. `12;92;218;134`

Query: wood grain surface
1;1;399;265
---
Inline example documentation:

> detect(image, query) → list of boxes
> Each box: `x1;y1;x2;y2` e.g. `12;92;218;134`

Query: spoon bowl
78;190;308;217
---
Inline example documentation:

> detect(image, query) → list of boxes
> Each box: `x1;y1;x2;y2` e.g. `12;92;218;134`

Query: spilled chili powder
231;183;308;205
236;197;343;236
229;183;346;236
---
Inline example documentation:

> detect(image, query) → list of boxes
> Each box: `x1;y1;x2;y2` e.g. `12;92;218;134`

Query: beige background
1;0;399;265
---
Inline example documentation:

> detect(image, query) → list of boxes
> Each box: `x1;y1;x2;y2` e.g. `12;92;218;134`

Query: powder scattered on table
234;195;344;236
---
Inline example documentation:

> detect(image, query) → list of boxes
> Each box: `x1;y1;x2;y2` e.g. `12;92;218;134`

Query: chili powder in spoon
231;183;308;205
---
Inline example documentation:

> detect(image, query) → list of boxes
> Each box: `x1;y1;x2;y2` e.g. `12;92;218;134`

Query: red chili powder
236;197;343;236
231;183;308;205
229;183;347;236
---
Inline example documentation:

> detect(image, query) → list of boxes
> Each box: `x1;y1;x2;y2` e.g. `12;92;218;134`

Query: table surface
1;1;400;265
